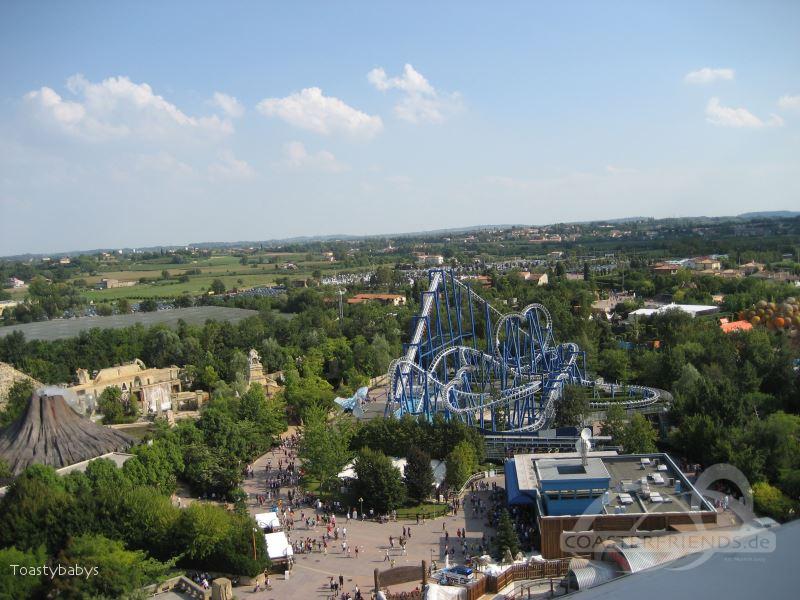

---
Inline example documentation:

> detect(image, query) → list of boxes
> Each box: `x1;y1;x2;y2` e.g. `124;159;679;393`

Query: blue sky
1;1;799;255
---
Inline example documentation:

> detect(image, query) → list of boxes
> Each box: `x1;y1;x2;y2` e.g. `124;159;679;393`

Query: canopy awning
255;512;281;530
264;531;293;561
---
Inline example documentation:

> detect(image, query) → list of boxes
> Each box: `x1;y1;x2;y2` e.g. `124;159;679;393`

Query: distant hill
4;211;799;259
737;211;800;219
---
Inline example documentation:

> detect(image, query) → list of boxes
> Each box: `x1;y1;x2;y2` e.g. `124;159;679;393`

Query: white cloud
208;149;254;180
136;152;195;176
386;175;412;187
684;68;735;84
210;92;244;118
367;64;462;124
778;94;800;111
24;74;232;141
705;97;784;128
257;87;382;138
280;141;348;173
482;175;532;191
606;165;638;175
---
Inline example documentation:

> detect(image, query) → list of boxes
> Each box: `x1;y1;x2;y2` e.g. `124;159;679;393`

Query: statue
249;348;261;366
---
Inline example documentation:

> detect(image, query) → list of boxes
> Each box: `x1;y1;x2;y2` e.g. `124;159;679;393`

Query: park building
68;359;204;416
504;450;718;559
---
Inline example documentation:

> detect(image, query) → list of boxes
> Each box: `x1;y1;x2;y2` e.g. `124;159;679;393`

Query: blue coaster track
386;269;667;432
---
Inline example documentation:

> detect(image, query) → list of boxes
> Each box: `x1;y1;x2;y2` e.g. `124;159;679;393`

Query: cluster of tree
297;408;486;514
0;379;35;429
556;386;658;454
0;461;269;598
135;383;287;499
97;385;139;424
350;414;486;466
2;277;89;324
615;313;797;518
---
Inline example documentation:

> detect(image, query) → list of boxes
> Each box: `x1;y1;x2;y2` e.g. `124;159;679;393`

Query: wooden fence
490;560;570;591
380;560;569;600
461;560;570;599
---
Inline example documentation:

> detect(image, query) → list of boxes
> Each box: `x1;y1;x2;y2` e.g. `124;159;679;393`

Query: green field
73;253;376;300
6;249;387;304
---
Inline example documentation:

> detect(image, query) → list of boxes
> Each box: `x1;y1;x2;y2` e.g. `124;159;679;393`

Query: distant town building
651;263;681;276
687;256;721;271
347;293;407;306
7;277;25;288
739;261;765;275
416;254;444;265
459;274;492;288
95;278;136;289
518;271;549;286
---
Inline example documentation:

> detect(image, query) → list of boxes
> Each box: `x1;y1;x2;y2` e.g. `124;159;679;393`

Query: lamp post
359;497;364;520
252;527;258;560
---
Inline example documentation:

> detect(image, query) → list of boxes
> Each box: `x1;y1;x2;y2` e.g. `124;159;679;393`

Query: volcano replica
0;390;135;475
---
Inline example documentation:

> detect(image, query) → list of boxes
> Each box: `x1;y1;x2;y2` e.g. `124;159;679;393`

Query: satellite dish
580;427;592;441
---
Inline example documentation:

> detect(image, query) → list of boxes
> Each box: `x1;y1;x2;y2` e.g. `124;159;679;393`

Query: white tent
264;531;293;562
255;512;281;531
338;457;447;488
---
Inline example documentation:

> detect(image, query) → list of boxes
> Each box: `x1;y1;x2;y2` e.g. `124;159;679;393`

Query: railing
143;575;210;599
451;470;489;499
492;561;570;591
459;560;570;599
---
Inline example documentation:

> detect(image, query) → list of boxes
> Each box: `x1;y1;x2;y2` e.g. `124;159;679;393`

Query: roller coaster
386;269;669;433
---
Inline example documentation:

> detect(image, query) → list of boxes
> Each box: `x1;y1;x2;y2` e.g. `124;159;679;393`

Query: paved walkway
239;429;504;599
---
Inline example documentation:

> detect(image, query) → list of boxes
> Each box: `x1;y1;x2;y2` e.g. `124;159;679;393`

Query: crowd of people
245;429;531;599
481;487;537;552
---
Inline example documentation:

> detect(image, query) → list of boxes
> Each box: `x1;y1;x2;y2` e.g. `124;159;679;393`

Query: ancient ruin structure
69;359;205;416
246;349;282;397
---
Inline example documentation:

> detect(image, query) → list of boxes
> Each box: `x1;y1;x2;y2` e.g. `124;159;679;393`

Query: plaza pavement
240;430;505;600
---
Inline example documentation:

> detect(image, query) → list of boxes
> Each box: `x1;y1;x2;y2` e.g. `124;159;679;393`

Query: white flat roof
264;531;293;560
255;512;281;529
629;304;718;318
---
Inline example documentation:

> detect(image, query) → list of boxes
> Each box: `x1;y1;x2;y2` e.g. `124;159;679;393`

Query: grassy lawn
395;502;450;520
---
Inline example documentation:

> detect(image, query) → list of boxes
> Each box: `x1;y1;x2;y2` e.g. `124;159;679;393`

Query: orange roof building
720;320;753;334
347;293;407;306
